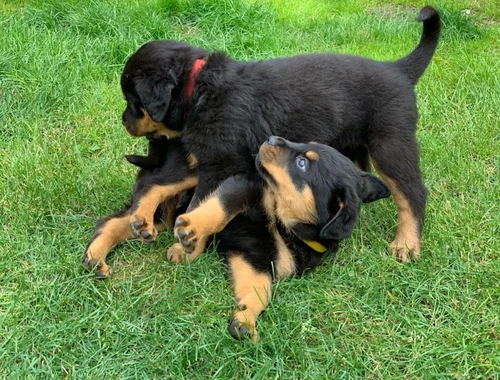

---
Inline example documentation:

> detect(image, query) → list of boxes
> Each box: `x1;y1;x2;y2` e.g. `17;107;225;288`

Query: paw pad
228;319;253;341
130;218;157;244
174;216;197;253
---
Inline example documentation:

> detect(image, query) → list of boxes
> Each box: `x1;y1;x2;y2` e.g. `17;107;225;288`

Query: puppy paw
166;243;189;264
390;239;421;263
129;214;157;244
228;316;257;342
82;250;111;279
174;215;198;253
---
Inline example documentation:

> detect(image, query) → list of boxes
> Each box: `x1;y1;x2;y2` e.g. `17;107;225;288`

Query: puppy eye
296;156;308;171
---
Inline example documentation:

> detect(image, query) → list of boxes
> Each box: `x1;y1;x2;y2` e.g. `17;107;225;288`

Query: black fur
126;137;195;217
174;137;390;340
82;137;195;276
216;136;391;275
121;7;441;259
85;134;389;339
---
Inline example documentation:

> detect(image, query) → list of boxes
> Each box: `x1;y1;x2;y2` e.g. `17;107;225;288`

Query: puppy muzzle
258;142;279;164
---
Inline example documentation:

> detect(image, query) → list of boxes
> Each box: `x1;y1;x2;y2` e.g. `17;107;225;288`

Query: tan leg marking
166;235;210;264
130;177;198;243
187;153;198;170
83;213;169;278
83;213;133;278
273;231;296;279
174;194;228;253
161;196;179;229
375;173;421;262
228;255;272;342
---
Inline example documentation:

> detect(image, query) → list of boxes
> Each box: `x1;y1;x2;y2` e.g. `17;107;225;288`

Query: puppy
120;7;441;263
174;137;391;340
82;137;196;278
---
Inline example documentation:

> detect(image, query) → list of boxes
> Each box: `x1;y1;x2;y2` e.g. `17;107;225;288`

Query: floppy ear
319;187;361;241
357;172;391;203
135;76;174;123
292;222;322;241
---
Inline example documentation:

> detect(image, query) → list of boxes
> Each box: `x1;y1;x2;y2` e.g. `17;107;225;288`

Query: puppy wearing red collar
119;7;440;263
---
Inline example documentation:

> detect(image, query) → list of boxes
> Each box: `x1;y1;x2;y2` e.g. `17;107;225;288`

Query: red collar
186;59;206;99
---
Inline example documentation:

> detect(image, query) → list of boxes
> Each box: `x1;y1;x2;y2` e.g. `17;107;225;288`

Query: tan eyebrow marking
305;151;319;161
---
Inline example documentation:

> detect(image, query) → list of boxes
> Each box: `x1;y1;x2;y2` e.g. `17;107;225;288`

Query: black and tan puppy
82;137;196;277
120;7;440;263
173;137;390;340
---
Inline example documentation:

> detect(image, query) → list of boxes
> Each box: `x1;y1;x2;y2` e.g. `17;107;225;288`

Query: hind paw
130;215;157;244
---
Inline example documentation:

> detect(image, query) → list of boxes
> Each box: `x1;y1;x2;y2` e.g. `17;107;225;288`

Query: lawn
1;0;499;377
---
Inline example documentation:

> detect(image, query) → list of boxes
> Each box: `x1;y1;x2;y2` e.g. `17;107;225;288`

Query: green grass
1;0;499;377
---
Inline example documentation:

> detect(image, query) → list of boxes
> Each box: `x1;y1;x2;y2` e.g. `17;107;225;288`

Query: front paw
390;238;421;263
166;243;189;264
130;214;157;244
174;215;198;253
228;317;257;342
82;250;111;279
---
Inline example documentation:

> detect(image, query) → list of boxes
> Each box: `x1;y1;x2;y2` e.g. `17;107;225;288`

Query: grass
1;0;499;377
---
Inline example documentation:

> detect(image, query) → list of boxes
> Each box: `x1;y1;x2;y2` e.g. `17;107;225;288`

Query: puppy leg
83;209;133;278
83;209;167;278
227;253;272;342
166;236;210;264
130;177;198;243
174;195;229;253
171;175;260;262
83;201;176;278
370;138;427;262
345;146;371;172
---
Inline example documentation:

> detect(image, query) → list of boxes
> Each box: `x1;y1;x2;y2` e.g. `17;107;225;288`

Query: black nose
266;136;286;147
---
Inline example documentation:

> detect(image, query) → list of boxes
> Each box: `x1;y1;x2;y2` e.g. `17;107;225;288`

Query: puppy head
121;40;208;138
257;136;390;242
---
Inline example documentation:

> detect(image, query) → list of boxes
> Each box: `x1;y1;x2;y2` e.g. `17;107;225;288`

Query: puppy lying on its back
82;137;196;278
174;136;390;340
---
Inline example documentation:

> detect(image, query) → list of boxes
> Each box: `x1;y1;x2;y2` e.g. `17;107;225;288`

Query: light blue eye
296;156;308;171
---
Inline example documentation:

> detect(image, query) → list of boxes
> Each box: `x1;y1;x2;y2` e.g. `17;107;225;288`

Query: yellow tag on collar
301;239;328;253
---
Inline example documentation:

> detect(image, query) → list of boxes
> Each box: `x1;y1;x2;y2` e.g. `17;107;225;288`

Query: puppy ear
292;222;322;241
135;76;174;123
319;188;361;241
357;172;391;203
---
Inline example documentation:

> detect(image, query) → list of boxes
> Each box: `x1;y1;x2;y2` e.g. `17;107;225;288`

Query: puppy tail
393;6;441;85
125;154;159;169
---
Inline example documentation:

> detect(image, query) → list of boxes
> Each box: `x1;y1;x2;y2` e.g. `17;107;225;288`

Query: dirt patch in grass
174;23;202;37
461;8;498;26
367;4;419;20
369;4;497;26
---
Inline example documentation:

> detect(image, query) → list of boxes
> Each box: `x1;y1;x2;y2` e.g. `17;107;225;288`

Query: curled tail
394;6;441;85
